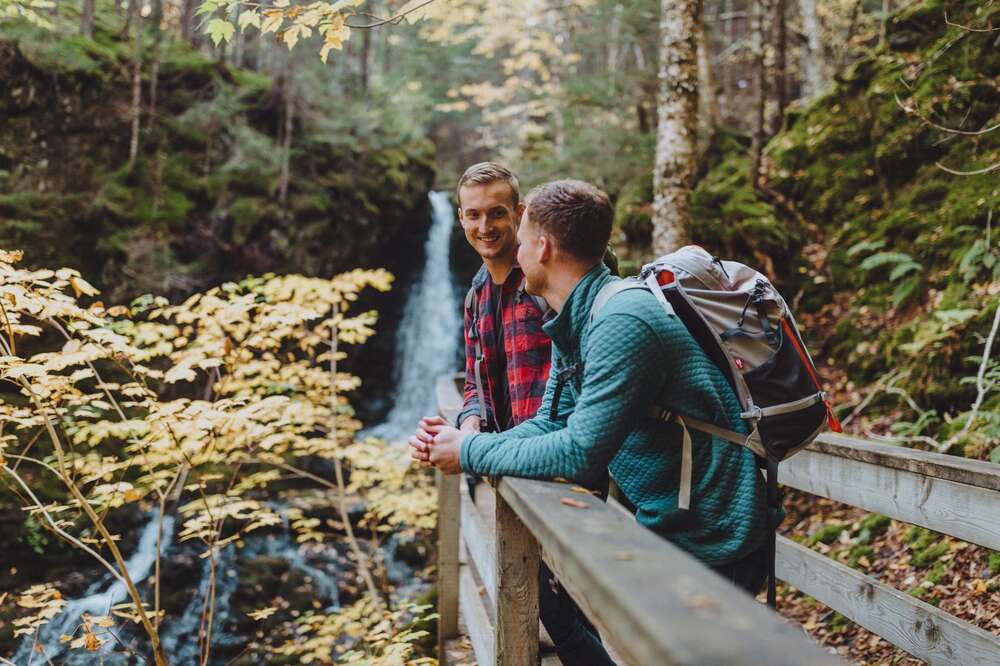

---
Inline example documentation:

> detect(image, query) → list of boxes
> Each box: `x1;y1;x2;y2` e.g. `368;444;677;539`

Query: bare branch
345;0;435;29
2;461;125;583
935;160;1000;176
944;10;1000;33
895;93;1000;136
944;291;1000;447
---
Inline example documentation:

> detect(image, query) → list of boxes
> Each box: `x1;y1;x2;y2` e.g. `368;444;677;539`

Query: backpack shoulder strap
464;284;490;430
588;278;650;325
464;284;478;315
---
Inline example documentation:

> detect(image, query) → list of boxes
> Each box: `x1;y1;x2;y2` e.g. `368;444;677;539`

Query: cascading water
14;192;459;664
366;191;462;441
13;514;175;665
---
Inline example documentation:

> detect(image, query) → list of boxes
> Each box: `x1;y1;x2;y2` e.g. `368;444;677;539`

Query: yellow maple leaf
247;606;278;621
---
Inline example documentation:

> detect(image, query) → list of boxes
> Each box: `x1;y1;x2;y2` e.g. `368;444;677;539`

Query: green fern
846;239;886;257
892;275;922;307
859;251;915;272
889;260;921;281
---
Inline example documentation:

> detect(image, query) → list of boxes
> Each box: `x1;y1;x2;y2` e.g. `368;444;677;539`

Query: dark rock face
0;29;436;422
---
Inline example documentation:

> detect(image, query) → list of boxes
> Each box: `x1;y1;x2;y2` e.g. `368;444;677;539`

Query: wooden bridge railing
434;374;842;666
435;373;1000;665
778;433;1000;665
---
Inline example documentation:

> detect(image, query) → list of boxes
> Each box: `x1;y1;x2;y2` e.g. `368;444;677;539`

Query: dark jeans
710;540;770;596
539;561;617;666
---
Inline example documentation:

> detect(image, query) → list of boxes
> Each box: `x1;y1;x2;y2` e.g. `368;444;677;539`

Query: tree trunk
799;0;824;101
721;0;734;118
651;0;699;255
279;67;294;210
696;3;721;135
750;0;770;187
233;3;245;68
881;0;892;45
81;0;95;38
123;0;138;38
127;27;143;171
360;26;371;92
181;0;196;44
773;0;787;130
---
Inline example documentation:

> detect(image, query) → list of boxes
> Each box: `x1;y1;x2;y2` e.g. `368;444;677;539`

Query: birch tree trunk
81;0;95;38
651;0;699;255
773;0;788;128
750;0;770;187
697;6;721;134
799;0;824;101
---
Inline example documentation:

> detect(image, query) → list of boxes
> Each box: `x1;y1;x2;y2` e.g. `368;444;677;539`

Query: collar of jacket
542;263;613;353
471;260;525;291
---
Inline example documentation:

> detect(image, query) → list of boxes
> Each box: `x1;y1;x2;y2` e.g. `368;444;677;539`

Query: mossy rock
856;514;892;545
988;551;1000;578
847;545;875;569
809;522;846;546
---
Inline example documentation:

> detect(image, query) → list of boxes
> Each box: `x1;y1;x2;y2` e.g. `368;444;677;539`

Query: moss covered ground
614;0;999;461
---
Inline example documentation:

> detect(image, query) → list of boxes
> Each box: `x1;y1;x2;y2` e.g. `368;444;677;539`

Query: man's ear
538;235;552;263
457;207;466;226
515;202;526;219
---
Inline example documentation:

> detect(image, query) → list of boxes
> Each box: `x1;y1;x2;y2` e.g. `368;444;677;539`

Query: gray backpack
590;245;842;607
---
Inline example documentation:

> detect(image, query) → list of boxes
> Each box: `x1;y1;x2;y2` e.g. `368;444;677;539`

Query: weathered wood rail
435;373;1000;665
434;375;842;665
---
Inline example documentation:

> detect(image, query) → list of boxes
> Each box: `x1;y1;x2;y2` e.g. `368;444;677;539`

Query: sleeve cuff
459;433;477;473
456;405;481;429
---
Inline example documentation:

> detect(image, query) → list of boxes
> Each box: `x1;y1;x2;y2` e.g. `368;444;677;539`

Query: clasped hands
408;415;472;475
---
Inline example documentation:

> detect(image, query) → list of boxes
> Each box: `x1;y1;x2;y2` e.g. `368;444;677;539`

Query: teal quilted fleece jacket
460;264;767;565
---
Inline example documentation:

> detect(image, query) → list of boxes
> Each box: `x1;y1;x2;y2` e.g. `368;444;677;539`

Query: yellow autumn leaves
199;0;436;63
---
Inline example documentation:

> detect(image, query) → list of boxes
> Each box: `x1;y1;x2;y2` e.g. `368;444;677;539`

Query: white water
366;191;462;441
13;514;175;664
13;192;458;664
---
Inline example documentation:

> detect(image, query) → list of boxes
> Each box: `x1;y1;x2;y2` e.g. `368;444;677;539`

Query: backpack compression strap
465;286;490;431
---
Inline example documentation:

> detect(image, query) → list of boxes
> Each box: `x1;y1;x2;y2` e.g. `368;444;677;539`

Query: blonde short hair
457;162;520;207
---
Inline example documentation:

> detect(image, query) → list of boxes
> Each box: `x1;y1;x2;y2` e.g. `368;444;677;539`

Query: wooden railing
434;375;841;665
434;373;1000;665
777;433;1000;665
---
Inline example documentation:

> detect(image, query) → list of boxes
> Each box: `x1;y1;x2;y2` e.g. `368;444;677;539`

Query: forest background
0;0;998;664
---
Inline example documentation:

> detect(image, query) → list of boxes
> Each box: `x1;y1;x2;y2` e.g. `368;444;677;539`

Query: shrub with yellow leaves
1;250;439;664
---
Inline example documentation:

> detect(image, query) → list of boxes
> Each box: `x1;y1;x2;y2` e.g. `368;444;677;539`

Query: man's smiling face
458;181;522;262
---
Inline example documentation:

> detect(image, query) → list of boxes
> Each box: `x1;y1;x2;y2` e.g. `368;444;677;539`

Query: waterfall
13;513;175;664
366;191;462;441
12;192;458;664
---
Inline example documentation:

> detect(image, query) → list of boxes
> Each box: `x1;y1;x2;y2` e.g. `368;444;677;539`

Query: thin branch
944;294;1000;447
345;0;435;28
895;93;1000;136
944;10;999;32
935;160;1000;176
1;461;124;583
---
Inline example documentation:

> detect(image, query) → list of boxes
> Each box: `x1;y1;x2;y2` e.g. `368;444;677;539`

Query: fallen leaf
685;594;721;611
560;497;589;509
247;606;277;621
569;486;596;495
614;552;634;561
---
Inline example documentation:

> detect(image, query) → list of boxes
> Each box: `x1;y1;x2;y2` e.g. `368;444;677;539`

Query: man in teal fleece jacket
412;179;769;587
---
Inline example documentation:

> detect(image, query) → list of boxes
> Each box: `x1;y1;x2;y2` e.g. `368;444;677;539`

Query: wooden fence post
495;489;540;665
437;470;460;658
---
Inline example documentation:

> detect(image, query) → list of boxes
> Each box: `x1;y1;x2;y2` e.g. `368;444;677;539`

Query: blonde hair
457;162;520;207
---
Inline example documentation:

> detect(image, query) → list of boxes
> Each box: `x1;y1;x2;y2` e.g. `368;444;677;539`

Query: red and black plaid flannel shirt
456;263;551;431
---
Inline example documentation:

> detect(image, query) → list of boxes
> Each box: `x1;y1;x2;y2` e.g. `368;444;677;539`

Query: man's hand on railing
408;415;442;468
408;415;463;474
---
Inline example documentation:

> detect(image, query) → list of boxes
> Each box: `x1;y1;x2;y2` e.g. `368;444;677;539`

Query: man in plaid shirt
411;163;616;665
451;163;551;435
